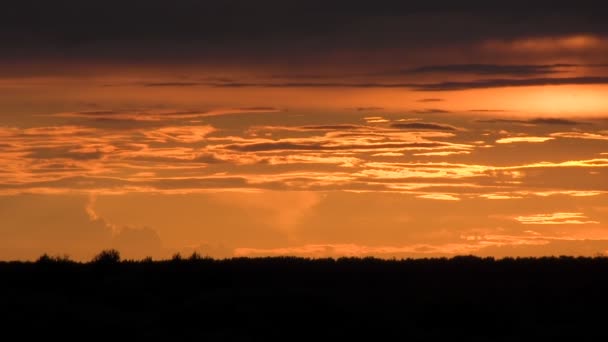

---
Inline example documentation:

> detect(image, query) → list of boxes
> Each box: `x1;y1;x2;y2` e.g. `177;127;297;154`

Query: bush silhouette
36;253;71;264
91;249;121;264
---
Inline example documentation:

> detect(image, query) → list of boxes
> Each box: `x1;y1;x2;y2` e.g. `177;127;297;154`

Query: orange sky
1;4;608;260
1;77;607;260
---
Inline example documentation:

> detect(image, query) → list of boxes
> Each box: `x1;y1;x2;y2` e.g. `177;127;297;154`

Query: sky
1;1;608;260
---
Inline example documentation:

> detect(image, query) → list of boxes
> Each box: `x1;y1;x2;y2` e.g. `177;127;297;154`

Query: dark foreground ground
2;255;608;340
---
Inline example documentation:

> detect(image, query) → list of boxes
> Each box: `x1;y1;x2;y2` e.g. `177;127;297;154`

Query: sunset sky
1;1;608;260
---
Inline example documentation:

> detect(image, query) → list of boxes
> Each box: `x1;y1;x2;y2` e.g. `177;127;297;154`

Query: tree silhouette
91;249;121;264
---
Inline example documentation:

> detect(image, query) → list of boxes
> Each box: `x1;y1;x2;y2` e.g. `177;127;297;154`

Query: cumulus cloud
0;195;162;260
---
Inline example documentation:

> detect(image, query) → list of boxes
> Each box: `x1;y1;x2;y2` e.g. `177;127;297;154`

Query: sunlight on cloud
550;132;608;141
482;35;607;53
413;151;471;156
417;194;460;201
364;116;389;123
514;212;599;225
496;137;554;144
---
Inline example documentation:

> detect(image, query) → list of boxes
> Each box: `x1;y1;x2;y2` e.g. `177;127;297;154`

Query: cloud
233;243;479;258
411;77;608;91
215;191;321;234
413;109;451;114
355;107;384;111
496;137;554;144
142;125;215;143
372;152;404;157
417;193;460;201
231;231;549;257
25;147;104;160
364;117;389;123
478;118;587;126
407;63;577;76
479;194;522;200
224;141;445;152
54;107;280;121
482;35;608;54
299;124;363;131
1;112;606;197
550;132;608;141
3;2;608;69
514;212;599;225
468;109;512;113
0;195;162;260
417;98;444;103
390;122;457;131
208;81;415;88
144;82;203;87
123;76;608;92
234;237;608;258
529;118;588;125
413;151;471;156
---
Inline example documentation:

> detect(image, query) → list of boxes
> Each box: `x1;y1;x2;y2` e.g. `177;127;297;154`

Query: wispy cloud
550;132;608;140
496;137;554;144
417;193;460;201
411;77;608;91
514;212;599;225
407;63;577;76
390;122;458;131
53;107;280;121
478;118;587;126
417;98;444;103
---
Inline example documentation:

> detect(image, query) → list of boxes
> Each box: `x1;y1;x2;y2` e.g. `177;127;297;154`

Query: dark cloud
355;107;385;111
238;106;279;112
0;176;252;192
144;82;202;87
390;122;456;131
2;1;608;70
55;107;279;122
146;76;608;91
25;147;104;160
468;109;512;113
208;82;412;88
300;125;363;130
226;141;444;152
411;77;608;91
477;118;587;125
407;63;577;76
127;153;224;164
417;98;444;103
476;119;533;124
413;109;451;114
528;118;588;125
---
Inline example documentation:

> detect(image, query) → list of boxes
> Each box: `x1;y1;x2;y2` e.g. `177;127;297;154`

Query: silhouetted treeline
2;251;608;339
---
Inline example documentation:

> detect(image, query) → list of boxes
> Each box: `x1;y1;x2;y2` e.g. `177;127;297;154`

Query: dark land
2;253;608;340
